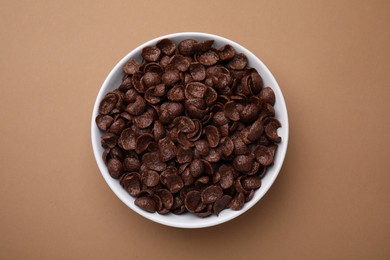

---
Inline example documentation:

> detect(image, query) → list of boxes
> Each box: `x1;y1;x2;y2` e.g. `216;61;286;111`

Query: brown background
1;0;389;259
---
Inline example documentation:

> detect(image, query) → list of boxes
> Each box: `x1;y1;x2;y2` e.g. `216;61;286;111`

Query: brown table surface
1;0;389;259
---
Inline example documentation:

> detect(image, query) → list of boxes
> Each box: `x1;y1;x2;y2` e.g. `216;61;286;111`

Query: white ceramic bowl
91;32;289;228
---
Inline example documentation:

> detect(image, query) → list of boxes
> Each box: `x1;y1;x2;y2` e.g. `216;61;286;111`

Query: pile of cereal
96;38;281;217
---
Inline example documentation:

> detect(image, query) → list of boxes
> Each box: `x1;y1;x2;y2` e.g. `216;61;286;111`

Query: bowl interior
91;32;289;228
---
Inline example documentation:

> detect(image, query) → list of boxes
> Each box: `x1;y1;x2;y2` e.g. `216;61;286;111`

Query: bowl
91;32;289;228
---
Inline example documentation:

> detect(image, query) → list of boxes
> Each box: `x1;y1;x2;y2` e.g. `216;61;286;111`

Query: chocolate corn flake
195;176;210;187
142;46;161;62
184;190;201;212
189;159;204;178
233;155;254;172
165;174;184;193
224;101;241;121
254;145;274;166
162;69;180;86
135;133;155;154
189;63;206;81
177;132;194;148
99;93;118;115
120;172;141;196
101;133;118;149
141;170;160;187
167;84;185;101
96;115;114;131
96;37;282;217
176;146;193;164
134;109;154;129
229;192;245;210
229;53;248;70
144;62;164;76
213;195;232;216
264;118;282;143
142;152;167;172
199;50;219;66
204;125;220;148
241;176;261;190
173;116;195;133
201;185;223;204
158;136;177;162
156;38;176;56
125;96;147;116
178;39;196;56
123;59;141;75
123;157;141;172
170;55;190;72
218;44;235;61
107;158;123;179
219;165;234;189
259;87;276;105
182;168;195;186
195;204;213;218
193;39;214;52
135;196;156;213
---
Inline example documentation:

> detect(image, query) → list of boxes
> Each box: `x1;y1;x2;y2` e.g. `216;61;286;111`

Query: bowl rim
91;32;289;228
